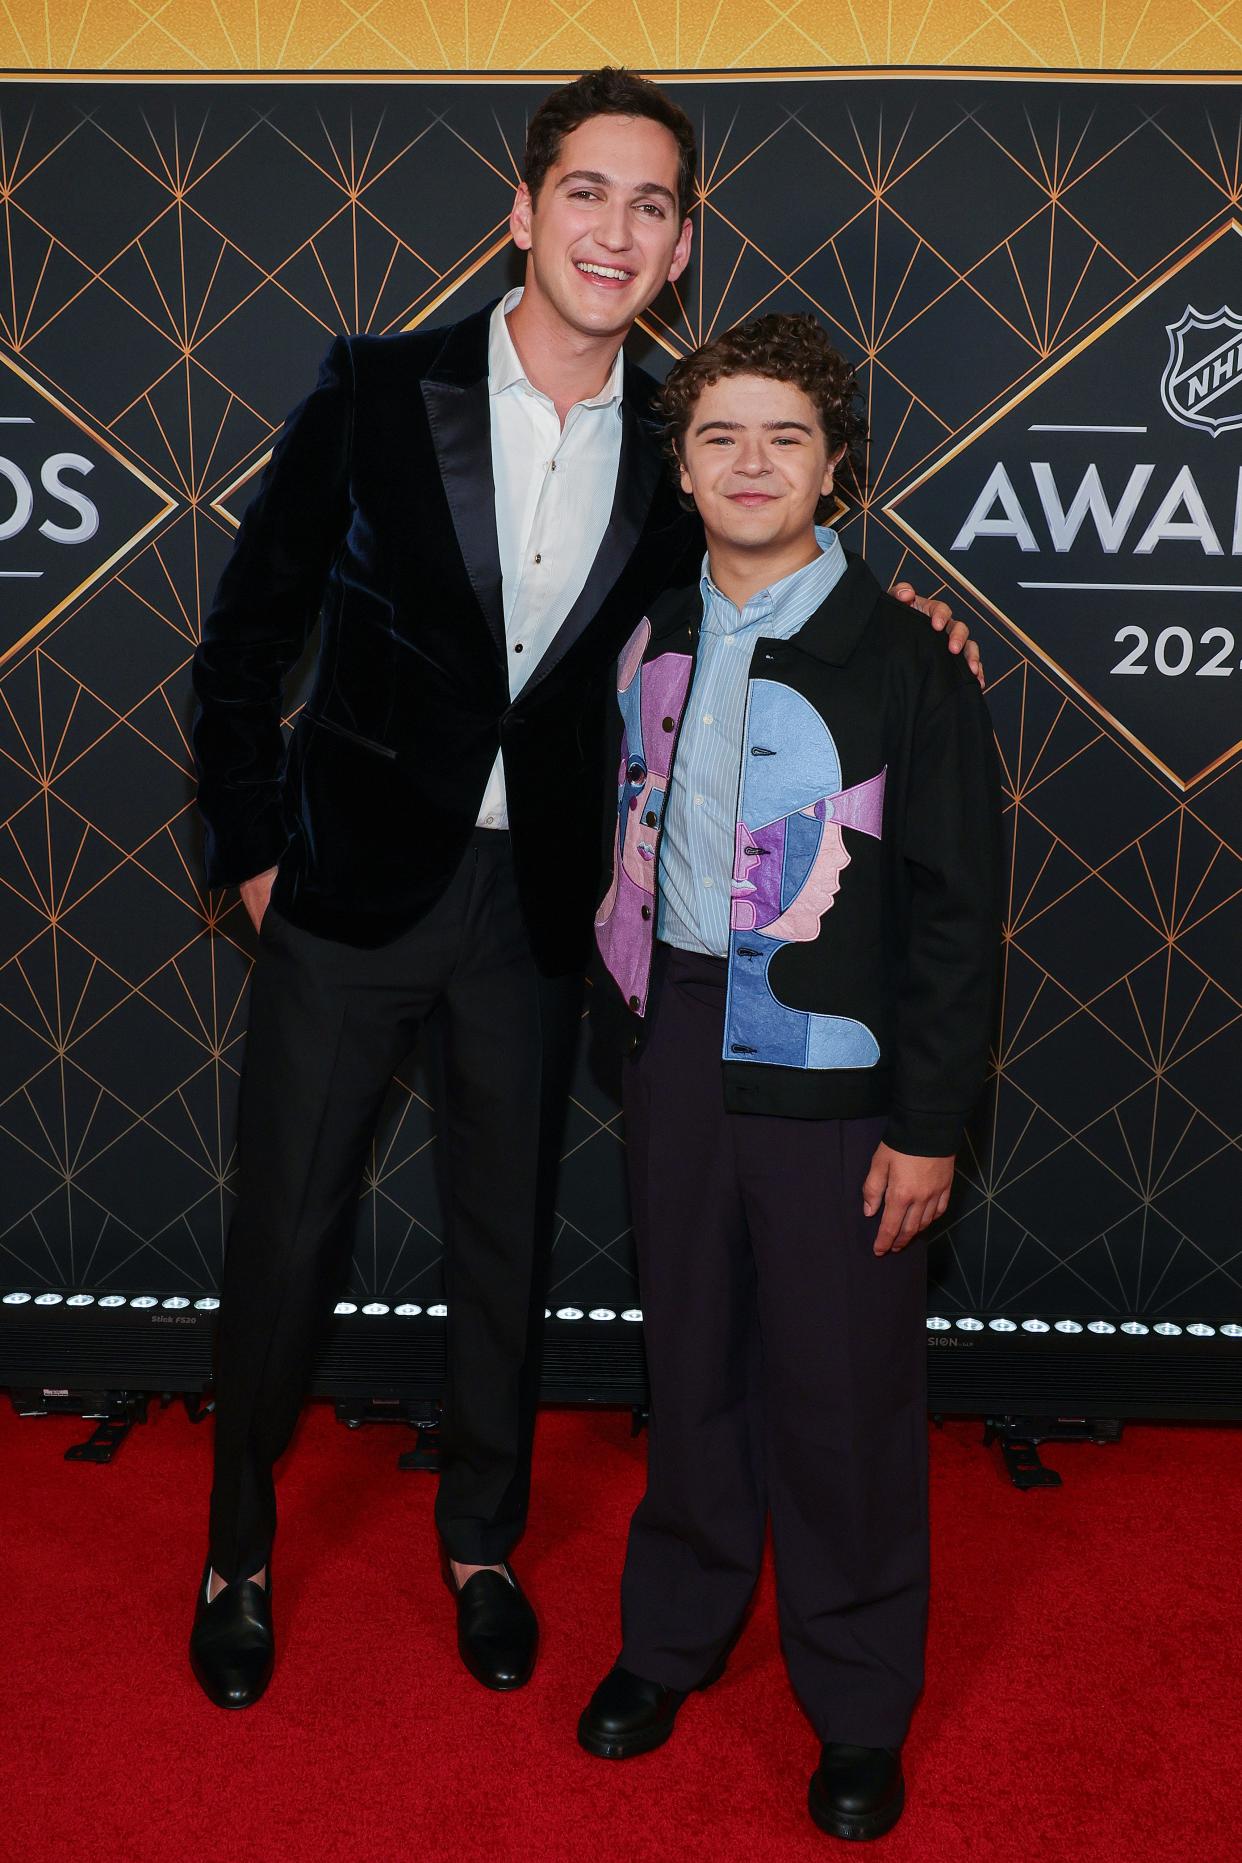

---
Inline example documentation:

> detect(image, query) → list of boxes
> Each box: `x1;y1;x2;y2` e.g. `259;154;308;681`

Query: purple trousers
619;946;930;1747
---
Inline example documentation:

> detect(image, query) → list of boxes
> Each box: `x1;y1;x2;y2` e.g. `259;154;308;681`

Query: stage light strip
2;1291;1241;1337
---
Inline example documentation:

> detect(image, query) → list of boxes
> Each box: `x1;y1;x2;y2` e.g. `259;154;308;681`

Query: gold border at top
0;67;1239;86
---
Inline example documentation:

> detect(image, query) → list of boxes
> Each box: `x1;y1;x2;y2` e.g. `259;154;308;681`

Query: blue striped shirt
657;526;848;958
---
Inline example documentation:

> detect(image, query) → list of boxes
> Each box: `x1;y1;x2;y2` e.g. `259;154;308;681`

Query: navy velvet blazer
191;303;699;969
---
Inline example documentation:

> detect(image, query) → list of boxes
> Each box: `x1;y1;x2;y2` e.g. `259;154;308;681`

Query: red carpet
0;1400;1236;1863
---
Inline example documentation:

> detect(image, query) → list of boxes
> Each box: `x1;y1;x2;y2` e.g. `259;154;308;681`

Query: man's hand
889;580;985;689
863;1142;955;1256
239;866;278;935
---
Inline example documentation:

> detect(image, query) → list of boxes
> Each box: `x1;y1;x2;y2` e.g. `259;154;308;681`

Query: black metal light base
3;1302;1242;1421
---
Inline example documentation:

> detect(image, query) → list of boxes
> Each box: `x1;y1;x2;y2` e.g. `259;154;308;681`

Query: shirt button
485;815;494;825
693;794;704;806
702;714;714;726
549;461;557;472
533;553;542;564
514;643;523;653
703;877;714;888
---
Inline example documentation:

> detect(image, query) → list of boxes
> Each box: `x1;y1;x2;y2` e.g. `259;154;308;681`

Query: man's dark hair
658;313;870;516
524;67;697;222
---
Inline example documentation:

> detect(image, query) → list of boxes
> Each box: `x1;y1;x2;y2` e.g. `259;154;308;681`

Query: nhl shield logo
1160;304;1242;436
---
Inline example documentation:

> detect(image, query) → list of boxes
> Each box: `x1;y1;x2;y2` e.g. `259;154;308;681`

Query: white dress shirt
476;287;625;828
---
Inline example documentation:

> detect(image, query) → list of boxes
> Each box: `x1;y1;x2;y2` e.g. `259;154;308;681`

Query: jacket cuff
202;804;290;890
882;1108;965;1158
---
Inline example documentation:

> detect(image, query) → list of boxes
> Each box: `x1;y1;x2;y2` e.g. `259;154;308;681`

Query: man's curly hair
658;313;869;518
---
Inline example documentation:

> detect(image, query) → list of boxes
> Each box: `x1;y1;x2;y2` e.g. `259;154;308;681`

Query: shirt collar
700;525;846;635
488;286;625;410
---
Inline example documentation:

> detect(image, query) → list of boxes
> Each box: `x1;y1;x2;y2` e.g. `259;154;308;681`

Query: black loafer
188;1562;274;1710
808;1743;905;1842
441;1549;538;1691
577;1657;726;1760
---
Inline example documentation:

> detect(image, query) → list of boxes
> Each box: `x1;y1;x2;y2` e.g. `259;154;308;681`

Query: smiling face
510;114;693;343
677;372;845;559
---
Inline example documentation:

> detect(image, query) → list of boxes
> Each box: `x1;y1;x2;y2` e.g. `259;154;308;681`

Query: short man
189;69;980;1712
582;315;1002;1842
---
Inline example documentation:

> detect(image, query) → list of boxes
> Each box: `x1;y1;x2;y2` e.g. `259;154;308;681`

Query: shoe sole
576;1658;727;1761
461;1659;536;1692
576;1712;677;1761
808;1776;905;1842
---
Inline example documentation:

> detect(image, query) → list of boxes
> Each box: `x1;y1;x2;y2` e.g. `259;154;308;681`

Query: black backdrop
2;74;1241;1345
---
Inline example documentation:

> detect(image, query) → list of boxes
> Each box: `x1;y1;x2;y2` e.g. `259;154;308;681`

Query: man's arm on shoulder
192;336;354;893
868;672;1003;1254
889;578;985;689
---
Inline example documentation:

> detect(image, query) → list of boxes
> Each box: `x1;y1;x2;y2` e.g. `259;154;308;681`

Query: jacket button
644;811;657;827
629;995;640;1010
662;717;674;732
627;1033;641;1056
641;905;651;920
627;762;644;782
629;796;639;810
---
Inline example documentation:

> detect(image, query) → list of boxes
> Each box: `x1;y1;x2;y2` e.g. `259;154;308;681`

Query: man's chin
564;285;645;335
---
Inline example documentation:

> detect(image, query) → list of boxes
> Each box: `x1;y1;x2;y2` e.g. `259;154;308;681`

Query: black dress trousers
208;831;581;1582
619;947;930;1748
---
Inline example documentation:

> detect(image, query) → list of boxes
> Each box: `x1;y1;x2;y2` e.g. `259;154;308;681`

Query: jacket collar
787;553;884;664
420;302;505;655
645;549;882;663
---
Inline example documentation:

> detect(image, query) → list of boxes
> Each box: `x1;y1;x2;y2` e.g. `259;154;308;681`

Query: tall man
583;316;1002;1842
189;68;981;1712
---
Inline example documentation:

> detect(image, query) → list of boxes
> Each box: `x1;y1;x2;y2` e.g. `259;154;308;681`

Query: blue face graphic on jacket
725;682;886;1070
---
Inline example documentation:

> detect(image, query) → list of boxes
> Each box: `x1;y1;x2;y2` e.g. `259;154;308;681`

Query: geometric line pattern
4;4;1242;75
1;75;1240;1328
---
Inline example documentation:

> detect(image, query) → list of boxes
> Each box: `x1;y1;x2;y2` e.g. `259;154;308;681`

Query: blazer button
641;905;651;920
662;717;674;732
644;811;657;827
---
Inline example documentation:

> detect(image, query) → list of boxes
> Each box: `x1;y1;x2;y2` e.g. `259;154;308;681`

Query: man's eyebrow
692;418;815;436
558;168;677;206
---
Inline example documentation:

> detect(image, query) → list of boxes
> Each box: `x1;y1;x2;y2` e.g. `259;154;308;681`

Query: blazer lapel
420;306;506;660
522;390;664;694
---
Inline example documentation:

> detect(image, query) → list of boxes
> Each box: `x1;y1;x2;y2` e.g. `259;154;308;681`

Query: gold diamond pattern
1;75;1241;1323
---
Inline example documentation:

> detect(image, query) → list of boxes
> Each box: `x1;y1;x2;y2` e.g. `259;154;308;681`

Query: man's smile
574;258;636;286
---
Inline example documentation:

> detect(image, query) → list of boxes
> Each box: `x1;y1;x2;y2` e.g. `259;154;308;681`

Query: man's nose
733;445;771;477
595;202;635;252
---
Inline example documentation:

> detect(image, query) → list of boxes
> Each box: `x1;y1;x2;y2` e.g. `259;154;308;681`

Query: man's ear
666;215;695;287
821;442;847;495
510;182;534;253
677;444;693;499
